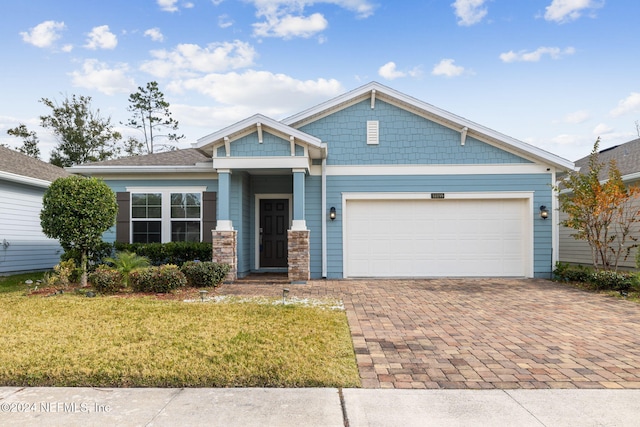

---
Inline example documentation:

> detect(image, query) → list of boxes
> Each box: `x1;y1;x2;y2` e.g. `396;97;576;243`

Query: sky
1;0;639;164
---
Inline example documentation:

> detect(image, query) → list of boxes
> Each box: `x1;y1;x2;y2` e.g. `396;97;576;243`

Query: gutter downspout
552;169;559;272
321;156;327;278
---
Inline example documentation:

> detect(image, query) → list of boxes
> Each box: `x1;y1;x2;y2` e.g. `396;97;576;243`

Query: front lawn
0;276;360;388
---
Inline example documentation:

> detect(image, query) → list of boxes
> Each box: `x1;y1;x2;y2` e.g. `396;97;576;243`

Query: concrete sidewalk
2;387;639;426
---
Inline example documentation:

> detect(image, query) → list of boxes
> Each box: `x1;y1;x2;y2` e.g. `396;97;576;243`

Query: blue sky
1;0;638;163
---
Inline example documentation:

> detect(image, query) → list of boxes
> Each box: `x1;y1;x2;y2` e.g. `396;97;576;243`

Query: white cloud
158;0;179;12
70;59;136;95
431;58;465;77
544;0;604;23
144;28;165;42
378;62;422;80
610;92;640;117
451;0;488;26
253;13;328;39
20;20;66;48
140;40;257;79
84;25;118;50
593;123;613;135
62;44;74;53
563;110;590;124
249;0;376;39
218;14;234;28
169;70;344;114
500;46;575;63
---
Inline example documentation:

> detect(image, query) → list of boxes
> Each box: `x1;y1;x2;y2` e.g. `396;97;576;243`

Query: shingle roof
82;148;212;167
0;145;70;182
575;138;640;180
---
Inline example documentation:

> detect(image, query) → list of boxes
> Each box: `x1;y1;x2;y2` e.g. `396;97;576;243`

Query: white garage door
345;198;530;277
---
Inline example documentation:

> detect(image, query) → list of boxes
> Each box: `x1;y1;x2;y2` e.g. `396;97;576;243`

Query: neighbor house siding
299;100;532;166
324;173;553;279
0;180;63;274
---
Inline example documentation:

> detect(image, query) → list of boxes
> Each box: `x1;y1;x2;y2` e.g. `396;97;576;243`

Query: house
0;146;71;274
559;138;640;269
68;82;575;282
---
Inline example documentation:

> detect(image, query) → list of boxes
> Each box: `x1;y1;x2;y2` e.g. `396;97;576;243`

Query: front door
260;199;289;267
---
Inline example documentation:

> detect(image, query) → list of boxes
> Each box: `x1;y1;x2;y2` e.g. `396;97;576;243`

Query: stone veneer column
288;229;310;283
212;230;237;282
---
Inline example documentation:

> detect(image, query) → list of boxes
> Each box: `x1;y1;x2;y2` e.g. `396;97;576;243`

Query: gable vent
367;120;379;145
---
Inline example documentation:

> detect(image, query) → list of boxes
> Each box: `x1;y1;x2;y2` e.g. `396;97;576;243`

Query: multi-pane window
129;191;202;243
131;193;162;243
171;193;201;242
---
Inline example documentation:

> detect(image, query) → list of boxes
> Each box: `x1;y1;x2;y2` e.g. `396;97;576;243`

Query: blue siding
324;173;553;279
228;132;293;157
103;179;218;243
305;175;323;278
299;100;531;166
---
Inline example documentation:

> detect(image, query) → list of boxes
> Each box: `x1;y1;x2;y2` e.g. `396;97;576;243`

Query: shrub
89;267;124;294
114;242;212;266
553;262;592;283
589;270;635;292
181;261;230;288
61;241;115;275
42;259;78;288
104;251;150;287
129;265;187;293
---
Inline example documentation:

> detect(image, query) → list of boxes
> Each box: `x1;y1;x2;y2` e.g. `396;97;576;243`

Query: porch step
233;272;289;285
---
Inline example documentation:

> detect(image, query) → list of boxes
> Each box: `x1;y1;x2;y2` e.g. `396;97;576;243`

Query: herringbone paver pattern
219;278;640;389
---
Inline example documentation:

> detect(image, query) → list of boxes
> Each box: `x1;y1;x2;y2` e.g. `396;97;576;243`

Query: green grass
0;271;47;293
0;275;360;388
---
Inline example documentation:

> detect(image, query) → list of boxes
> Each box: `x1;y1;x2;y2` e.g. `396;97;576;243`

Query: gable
216;131;305;157
298;99;532;166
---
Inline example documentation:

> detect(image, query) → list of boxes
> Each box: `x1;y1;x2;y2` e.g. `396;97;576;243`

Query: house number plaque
430;193;445;199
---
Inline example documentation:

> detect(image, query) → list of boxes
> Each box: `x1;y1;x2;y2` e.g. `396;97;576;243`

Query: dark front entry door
260;199;289;268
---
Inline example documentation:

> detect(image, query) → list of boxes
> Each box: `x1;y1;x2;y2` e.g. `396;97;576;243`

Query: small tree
6;124;41;159
124;81;184;154
556;138;640;271
41;176;118;286
40;94;122;167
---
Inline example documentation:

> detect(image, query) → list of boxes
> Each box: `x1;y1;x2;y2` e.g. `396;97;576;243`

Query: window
170;193;201;242
128;188;205;243
131;193;162;243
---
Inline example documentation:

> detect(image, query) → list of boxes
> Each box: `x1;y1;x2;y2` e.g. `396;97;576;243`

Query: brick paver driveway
220;278;640;389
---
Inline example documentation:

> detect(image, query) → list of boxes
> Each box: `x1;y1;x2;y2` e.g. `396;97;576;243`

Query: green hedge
553;262;635;293
129;265;187;293
181;261;230;288
114;242;212;266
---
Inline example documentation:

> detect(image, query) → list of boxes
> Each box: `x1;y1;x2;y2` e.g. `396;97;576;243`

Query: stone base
212;230;237;282
288;229;310;283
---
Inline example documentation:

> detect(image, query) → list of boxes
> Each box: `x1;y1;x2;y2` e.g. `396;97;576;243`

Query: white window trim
127;186;207;243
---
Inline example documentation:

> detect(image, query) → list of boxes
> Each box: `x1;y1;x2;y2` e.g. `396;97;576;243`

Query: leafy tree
40;94;122;167
556;138;640;271
6;124;41;159
125;81;184;154
41;176;118;286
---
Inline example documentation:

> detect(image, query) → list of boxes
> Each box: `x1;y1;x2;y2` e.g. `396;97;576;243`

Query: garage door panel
345;198;529;277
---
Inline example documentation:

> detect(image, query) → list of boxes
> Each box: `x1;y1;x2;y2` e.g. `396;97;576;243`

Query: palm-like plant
104;251;150;287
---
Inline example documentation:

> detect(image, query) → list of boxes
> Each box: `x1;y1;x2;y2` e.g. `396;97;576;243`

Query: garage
344;195;532;277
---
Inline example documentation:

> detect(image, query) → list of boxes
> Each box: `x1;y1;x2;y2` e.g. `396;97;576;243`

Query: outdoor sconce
539;205;549;220
329;207;336;221
282;288;289;305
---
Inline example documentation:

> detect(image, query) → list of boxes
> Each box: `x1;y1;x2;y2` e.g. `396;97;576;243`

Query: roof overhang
66;165;214;175
0;170;52;188
194;113;327;161
283;82;576;172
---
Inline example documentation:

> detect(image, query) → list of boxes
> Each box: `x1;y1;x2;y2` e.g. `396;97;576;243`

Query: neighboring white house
0;146;70;275
559;138;640;270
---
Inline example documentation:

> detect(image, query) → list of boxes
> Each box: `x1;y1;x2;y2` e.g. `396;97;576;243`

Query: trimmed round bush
129;264;187;293
89;267;124;294
181;261;230;288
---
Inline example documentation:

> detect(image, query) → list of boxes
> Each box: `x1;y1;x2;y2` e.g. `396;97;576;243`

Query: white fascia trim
196;114;322;149
213;156;310;171
283;82;575;171
324;164;551;176
66;165;214;175
125;185;208;193
0;170;52;188
342;191;534;201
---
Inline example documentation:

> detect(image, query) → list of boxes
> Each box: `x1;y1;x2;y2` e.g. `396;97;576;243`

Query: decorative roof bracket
371;89;376;109
460;127;468;146
257;122;263;143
